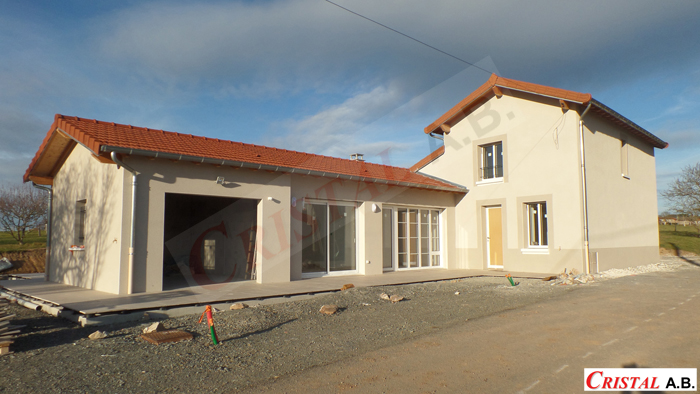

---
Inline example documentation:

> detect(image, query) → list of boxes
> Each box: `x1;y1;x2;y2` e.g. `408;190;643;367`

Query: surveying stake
198;305;219;345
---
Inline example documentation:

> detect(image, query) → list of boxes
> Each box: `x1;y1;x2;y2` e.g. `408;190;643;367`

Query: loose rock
142;322;165;334
379;293;390;301
389;295;404;303
340;283;355;291
88;331;107;340
230;303;249;310
319;305;339;315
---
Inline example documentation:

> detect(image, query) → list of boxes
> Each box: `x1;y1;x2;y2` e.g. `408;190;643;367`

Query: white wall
50;144;125;294
420;92;587;274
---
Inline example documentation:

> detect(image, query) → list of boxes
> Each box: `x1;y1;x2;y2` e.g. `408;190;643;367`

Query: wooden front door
486;206;503;268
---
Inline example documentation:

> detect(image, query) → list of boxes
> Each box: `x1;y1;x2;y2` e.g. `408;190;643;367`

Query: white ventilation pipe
110;152;137;294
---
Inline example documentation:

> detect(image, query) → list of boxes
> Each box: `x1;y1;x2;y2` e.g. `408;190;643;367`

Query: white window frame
621;139;630;180
476;142;504;185
301;199;359;278
383;206;443;271
522;202;548;254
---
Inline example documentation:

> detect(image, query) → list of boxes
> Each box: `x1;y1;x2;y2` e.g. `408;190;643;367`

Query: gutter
578;102;592;274
110;152;137;294
32;183;52;282
100;146;468;194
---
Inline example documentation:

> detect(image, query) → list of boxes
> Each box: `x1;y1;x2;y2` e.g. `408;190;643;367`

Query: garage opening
162;193;258;290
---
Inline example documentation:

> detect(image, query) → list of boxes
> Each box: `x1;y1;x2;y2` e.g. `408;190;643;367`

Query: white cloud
265;83;415;160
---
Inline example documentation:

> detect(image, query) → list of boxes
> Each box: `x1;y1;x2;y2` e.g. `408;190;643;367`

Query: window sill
521;248;549;255
476;178;504;186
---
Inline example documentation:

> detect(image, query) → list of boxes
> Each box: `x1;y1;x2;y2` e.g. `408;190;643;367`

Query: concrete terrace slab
1;269;546;317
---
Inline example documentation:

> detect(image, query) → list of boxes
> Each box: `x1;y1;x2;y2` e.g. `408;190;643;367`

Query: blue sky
1;0;699;212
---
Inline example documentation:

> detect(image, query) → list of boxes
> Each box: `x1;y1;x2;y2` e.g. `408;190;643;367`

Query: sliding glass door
301;201;357;276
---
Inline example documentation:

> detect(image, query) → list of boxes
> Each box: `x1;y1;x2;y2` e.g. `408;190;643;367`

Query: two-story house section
412;74;667;275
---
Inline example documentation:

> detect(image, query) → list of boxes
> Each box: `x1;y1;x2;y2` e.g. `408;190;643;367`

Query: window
479;142;503;181
301;201;356;275
386;207;441;269
526;202;547;247
621;140;629;178
75;200;87;245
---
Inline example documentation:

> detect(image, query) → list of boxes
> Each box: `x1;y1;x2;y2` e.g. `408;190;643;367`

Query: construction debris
0;299;19;356
379;293;390;301
142;322;165;334
88;331;107;340
340;283;355;291
0;258;12;273
140;330;193;345
319;305;339;315
230;303;249;310
552;269;594;286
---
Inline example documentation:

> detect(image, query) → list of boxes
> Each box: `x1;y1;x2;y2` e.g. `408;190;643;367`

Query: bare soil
0;249;45;274
0;276;574;393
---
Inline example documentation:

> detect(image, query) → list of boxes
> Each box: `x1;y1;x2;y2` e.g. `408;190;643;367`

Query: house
23;74;667;295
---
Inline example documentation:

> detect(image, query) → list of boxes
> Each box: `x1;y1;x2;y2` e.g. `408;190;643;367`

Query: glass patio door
301;202;357;276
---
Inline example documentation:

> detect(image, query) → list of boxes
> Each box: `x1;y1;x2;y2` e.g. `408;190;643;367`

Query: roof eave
101;145;468;193
590;99;668;149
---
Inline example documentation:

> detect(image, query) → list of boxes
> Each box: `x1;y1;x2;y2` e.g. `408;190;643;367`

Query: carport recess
162;194;258;291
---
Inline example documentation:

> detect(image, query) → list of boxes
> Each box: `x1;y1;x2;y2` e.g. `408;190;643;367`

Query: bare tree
0;183;48;245
662;163;700;234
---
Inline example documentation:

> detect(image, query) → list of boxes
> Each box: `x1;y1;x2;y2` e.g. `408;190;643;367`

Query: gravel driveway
0;262;684;393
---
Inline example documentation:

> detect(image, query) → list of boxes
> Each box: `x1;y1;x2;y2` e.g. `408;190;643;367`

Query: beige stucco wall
582;112;660;271
49;144;125;294
119;156;459;292
419;93;588;274
288;175;459;280
123;157;292;293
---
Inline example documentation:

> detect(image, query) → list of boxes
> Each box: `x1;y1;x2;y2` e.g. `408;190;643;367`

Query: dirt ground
0;249;45;274
1;275;575;393
0;258;691;393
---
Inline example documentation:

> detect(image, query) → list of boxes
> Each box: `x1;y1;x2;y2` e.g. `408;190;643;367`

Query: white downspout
578;102;592;274
32;183;52;281
111;152;137;294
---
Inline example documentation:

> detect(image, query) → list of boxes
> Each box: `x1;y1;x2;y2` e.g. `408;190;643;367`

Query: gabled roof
24;114;467;193
424;74;668;150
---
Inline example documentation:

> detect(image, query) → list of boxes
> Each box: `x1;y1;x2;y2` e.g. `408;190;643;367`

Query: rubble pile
550;269;595;286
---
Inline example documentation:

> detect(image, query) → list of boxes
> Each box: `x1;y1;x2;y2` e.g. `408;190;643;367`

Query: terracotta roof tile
24;115;465;192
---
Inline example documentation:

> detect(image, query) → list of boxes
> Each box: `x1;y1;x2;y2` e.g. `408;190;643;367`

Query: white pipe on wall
110;152;137;294
578;102;593;274
32;183;52;282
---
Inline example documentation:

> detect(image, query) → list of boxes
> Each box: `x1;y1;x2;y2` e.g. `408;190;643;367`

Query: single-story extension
24;74;667;295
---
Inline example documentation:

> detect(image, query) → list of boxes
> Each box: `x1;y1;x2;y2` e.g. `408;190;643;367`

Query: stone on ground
230;303;249;310
319;305;339;315
88;331;107;340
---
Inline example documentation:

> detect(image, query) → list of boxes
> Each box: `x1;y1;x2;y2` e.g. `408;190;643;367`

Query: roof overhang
103;145;468;193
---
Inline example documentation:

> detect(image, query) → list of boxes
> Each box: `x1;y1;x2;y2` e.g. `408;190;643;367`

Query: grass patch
0;231;46;253
659;224;700;256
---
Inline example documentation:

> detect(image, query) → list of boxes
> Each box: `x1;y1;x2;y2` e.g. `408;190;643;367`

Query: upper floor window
621;140;630;179
480;142;503;181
